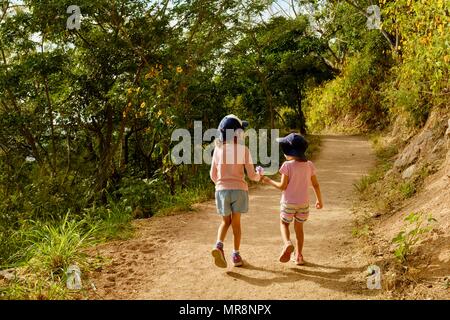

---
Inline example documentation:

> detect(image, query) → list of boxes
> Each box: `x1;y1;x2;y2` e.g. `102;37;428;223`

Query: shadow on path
226;262;379;296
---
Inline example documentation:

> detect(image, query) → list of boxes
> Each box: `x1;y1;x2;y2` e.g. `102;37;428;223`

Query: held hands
256;166;264;176
256;166;265;183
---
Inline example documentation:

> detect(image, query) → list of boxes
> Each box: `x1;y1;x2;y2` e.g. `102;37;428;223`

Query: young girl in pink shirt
210;115;261;268
262;133;323;265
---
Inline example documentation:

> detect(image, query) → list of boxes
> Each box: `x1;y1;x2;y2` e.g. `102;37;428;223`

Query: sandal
279;242;294;263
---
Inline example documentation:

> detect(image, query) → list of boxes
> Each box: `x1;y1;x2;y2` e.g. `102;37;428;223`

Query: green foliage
305;39;391;133
114;177;165;216
277;107;299;130
380;0;449;127
25;213;97;276
305;0;449;133
304;134;321;160
354;174;379;194
0;213;98;300
0;0;446;300
399;182;416;199
1;277;70;300
222;15;333;131
392;213;437;263
83;200;134;241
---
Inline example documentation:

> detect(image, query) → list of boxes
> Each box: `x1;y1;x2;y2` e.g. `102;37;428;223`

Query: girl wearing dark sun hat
262;133;323;265
210;114;261;268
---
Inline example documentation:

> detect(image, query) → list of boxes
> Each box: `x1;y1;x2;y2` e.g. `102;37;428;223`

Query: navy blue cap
276;133;308;161
218;114;249;141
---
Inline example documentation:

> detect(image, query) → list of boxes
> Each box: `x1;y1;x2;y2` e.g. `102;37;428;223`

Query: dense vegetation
305;0;449;132
0;0;448;298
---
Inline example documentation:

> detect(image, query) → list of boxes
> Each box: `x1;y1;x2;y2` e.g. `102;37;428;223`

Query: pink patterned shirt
279;160;317;205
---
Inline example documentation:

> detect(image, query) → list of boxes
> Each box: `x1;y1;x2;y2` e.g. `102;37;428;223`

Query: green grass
0;203;135;300
155;184;215;217
354;172;381;193
1;277;70;300
26;214;97;276
0;213;99;300
83;200;134;241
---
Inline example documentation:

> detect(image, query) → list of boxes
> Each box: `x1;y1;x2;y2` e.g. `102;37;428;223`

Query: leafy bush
305;0;448;133
380;0;449;127
392;212;437;263
399;182;416;199
83;199;134;241
305;38;390;133
114;177;166;217
277;106;300;130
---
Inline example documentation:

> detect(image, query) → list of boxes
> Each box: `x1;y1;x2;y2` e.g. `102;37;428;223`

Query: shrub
380;0;449;128
392;212;437;263
399;182;416;199
25;213;97;277
114;177;166;217
305;41;390;133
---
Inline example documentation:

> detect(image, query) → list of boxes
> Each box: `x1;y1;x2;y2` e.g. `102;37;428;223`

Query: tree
221;15;333;132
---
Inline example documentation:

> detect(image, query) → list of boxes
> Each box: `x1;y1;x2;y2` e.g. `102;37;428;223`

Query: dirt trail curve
89;135;384;300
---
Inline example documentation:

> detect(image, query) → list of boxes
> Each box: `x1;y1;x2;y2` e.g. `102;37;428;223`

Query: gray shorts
215;190;249;216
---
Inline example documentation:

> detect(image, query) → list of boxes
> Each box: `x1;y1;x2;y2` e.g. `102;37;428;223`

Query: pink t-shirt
279;160;316;205
210;143;261;191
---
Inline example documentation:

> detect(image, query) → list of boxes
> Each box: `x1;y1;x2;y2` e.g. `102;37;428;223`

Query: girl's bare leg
217;215;232;243
280;220;291;245
278;220;294;263
294;221;304;256
231;212;241;251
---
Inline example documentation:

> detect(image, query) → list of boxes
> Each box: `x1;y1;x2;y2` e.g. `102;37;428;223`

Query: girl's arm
244;147;261;182
263;174;289;191
210;150;218;184
311;175;323;209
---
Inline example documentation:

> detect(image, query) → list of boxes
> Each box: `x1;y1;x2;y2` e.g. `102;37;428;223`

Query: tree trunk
296;87;307;135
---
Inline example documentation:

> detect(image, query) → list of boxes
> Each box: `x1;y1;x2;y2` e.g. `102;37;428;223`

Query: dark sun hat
276;133;308;161
218;114;249;141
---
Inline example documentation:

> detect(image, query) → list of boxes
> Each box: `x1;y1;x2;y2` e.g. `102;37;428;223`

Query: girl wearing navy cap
210;114;262;268
262;133;323;265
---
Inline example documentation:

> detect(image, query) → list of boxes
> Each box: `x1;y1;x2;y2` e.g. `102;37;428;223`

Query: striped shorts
280;203;310;223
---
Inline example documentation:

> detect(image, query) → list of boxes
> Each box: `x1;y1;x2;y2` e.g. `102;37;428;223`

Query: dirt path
89;135;384;300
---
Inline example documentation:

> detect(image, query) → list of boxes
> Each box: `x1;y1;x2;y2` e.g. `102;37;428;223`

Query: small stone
401;164;416;179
